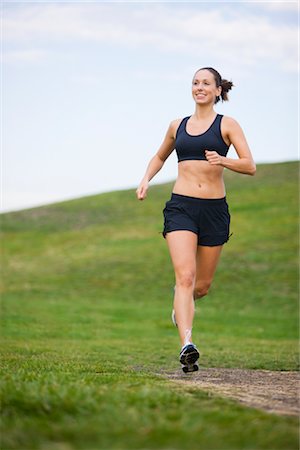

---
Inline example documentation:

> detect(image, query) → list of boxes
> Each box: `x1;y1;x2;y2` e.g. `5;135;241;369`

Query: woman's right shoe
179;343;200;373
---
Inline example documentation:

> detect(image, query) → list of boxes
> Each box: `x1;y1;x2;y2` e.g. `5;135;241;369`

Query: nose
195;83;204;91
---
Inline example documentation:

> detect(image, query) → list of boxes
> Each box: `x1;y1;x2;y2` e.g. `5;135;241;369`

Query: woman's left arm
205;117;256;176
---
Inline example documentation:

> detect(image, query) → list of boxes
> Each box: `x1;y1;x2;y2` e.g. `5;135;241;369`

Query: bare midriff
172;160;226;199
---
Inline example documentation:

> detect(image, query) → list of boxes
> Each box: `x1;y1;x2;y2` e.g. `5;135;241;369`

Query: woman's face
192;69;221;105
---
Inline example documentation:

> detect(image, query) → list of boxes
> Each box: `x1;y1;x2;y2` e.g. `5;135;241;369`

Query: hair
194;67;234;104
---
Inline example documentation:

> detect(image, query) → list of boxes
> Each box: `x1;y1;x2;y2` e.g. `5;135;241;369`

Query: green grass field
1;161;299;450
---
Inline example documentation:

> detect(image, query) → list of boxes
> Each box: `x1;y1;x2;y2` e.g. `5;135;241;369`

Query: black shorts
162;193;231;247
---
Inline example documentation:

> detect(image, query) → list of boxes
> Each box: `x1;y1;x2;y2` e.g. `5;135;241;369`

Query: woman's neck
193;104;216;120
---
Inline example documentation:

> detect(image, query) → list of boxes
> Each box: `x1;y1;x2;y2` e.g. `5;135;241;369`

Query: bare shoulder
169;117;184;138
222;115;240;127
222;115;243;132
170;117;184;129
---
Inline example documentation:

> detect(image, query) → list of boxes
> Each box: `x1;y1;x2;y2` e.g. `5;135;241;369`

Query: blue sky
2;0;299;212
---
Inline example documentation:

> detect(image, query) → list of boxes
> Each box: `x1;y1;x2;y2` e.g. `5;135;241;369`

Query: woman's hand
136;179;149;200
205;150;224;166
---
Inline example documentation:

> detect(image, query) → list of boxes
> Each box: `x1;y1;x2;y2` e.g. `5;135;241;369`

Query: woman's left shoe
171;309;177;327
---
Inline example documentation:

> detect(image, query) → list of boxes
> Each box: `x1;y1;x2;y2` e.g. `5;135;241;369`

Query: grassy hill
1;161;299;450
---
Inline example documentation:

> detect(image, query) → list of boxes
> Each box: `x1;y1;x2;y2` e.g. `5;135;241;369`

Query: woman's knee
194;280;212;299
176;270;196;289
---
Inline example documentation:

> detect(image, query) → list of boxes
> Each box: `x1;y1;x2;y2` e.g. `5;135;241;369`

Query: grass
1;161;299;449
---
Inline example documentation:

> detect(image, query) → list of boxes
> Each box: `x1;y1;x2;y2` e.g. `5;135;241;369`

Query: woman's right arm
136;120;179;200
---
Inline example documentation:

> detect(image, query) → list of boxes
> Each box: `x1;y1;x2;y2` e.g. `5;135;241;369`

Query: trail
162;368;299;417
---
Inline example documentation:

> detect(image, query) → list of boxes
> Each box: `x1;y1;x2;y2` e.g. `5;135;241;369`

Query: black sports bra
175;114;230;162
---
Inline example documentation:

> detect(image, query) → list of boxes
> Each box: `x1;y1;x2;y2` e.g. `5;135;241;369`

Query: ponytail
219;78;234;103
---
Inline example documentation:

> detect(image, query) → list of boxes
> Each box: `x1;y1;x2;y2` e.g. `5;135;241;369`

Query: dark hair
194;67;234;104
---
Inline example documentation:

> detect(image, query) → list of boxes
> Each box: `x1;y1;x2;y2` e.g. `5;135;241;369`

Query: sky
2;0;299;212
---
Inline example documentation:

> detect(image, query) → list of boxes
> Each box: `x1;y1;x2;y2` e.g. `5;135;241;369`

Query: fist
136;181;148;200
205;150;223;165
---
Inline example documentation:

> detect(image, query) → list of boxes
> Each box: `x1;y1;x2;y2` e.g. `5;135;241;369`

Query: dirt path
162;368;299;417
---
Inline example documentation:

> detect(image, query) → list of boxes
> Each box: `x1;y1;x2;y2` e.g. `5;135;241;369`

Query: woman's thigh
166;231;198;278
195;245;223;285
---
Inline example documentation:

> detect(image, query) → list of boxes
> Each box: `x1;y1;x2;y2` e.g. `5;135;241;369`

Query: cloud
3;3;298;72
256;1;298;12
3;49;47;63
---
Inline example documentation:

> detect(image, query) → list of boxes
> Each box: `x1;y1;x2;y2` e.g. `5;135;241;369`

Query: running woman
136;67;256;372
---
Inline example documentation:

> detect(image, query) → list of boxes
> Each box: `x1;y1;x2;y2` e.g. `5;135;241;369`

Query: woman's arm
205;117;256;176
136;120;179;200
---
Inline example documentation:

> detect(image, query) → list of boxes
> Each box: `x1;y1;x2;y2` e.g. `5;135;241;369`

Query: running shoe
171;309;177;327
180;343;200;373
171;286;177;327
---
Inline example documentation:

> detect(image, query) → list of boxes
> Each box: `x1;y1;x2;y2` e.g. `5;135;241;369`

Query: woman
136;67;256;372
